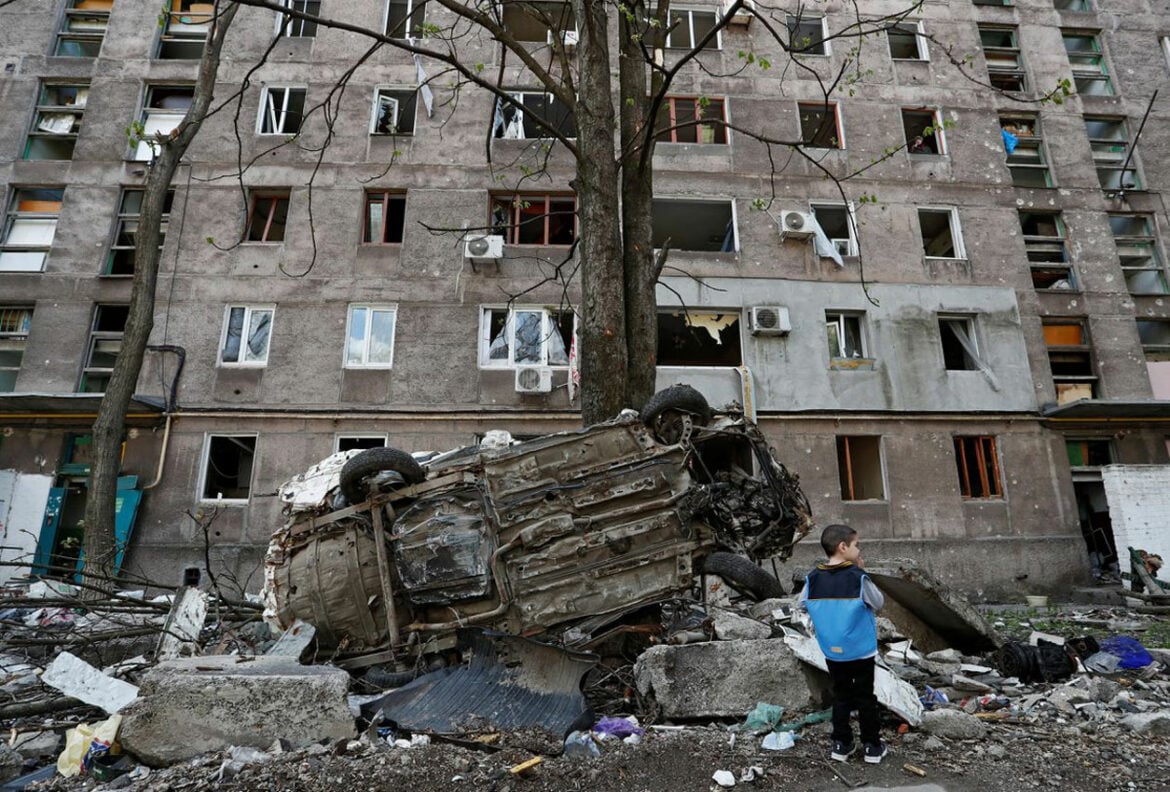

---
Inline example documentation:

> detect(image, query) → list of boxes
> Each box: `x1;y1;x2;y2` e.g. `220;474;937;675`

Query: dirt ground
36;716;1170;792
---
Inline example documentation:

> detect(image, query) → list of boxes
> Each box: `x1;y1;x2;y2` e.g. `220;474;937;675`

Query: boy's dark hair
820;524;857;557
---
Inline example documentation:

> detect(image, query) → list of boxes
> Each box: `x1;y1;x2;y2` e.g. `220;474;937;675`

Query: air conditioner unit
464;234;504;261
779;210;816;240
561;30;579;50
750;305;791;336
515;366;553;393
722;0;754;26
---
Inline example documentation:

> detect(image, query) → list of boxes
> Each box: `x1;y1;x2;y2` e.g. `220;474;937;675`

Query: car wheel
702;552;785;601
340;446;425;505
641;384;713;443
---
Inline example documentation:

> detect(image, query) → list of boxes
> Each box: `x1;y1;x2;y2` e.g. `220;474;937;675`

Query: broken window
370;87;418;135
826;312;866;360
501;1;575;43
363;192;406;244
199;434;256;501
385;0;427;38
786;14;827;55
245;191;290;242
107;188;174;276
25;84;87;161
55;0;110;57
493;92;577;139
0;188;63;272
336;435;388;453
810;203;857;256
902;108;942;155
666;8;719;49
158;0;212;59
345;305;396;368
220;305;273;366
651;198;736;252
1066;439;1111;467
1063;31;1112;95
954;436;1002;499
798;102;841;149
1137;320;1170;357
258;86;306;135
133;86;194;161
80;304;127;393
837;436;885;501
1085;117;1138;192
654;96;727;144
0;307;32;392
978;25;1026;92
1044;321;1096;403
657;310;742;366
1109;214;1167;295
939;315;980;371
481;307;574;367
491;194;576;245
888;21;927;60
1000;114;1051;187
1019;211;1074;290
277;0;319;36
918;207;964;258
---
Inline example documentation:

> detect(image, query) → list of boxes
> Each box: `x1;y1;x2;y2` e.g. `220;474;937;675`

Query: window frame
24;83;88;161
276;0;320;37
1137;319;1170;357
490;193;577;246
1062;30;1113;96
1019;211;1075;291
256;85;307;135
1085;116;1138;192
650;197;738;253
901;107;945;156
1043;319;1097;401
1001;114;1052;188
219;304;275;367
654;95;728;145
479;305;576;369
1108;213;1167;295
362;191;407;244
836;435;887;502
197;433;258;504
938;314;981;371
334;433;389;453
492;91;577;140
106;188;175;277
55;0;110;57
369;86;419;136
384;0;427;39
665;8;721;50
157;0;212;59
825;311;867;361
344;304;398;369
810;202;858;257
918;206;966;259
954;435;1003;500
80;304;127;393
785;14;828;56
0;187;64;273
501;1;576;44
0;307;33;393
887;20;928;61
978;24;1026;92
798;101;843;149
133;85;195;161
244;190;291;243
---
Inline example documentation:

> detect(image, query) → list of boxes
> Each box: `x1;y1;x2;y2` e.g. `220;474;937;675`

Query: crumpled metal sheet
361;629;596;736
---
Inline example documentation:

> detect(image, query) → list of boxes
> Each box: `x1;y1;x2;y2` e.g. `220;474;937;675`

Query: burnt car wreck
262;386;812;689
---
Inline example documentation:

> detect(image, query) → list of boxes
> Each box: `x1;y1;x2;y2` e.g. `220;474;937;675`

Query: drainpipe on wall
143;345;185;491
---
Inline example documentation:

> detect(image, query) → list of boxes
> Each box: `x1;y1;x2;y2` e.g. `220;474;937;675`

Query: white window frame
938;314;982;371
902;107;946;156
275;0;320;36
334;433;389;453
888;20;928;61
256;86;306;135
1162;36;1170;72
665;8;721;50
825;311;867;360
785;14;829;56
383;0;427;39
219;304;274;367
479;305;576;368
134;85;194;161
344;304;397;368
0;188;63;273
197;433;258;505
918;206;966;260
492;91;577;140
810;202;858;256
369;86;418;136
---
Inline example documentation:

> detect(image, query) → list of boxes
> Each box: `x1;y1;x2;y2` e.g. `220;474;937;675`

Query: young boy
799;524;886;764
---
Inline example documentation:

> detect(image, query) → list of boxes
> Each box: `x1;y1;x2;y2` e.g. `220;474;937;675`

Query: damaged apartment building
0;0;1169;599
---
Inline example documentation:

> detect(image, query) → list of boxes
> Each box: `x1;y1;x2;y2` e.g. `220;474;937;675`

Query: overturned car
263;385;812;666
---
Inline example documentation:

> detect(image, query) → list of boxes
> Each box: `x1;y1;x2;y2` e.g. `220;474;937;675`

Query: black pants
826;657;880;745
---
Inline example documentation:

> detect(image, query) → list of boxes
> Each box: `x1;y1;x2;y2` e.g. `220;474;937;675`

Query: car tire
702;552;785;601
641;384;712;442
340;446;425;505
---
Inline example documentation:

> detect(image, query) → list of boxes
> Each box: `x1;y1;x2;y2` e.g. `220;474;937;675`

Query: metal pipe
142;413;173;490
403;538;517;632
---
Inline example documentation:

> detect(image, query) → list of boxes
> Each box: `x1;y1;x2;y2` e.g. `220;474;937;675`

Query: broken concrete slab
119;656;354;766
634;640;815;719
919;709;988;740
156;587;208;661
1120;712;1170;736
41;651;139;714
865;559;1001;654
709;608;772;641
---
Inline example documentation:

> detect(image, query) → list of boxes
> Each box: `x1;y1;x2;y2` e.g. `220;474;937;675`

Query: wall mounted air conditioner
722;0;754;26
779;210;815;240
515;366;553;393
749;305;792;336
464;234;504;261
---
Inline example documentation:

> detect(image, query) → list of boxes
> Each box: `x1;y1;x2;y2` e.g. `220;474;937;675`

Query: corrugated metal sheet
362;629;596;736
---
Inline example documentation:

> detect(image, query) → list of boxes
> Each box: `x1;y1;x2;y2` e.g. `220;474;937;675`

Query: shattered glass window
656;311;742;366
483;307;573;366
221;305;273;365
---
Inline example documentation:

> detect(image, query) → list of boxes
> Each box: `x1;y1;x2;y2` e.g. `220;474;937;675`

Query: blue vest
804;564;878;662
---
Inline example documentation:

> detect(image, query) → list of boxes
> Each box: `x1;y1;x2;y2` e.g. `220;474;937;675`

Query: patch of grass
986;608;1170;649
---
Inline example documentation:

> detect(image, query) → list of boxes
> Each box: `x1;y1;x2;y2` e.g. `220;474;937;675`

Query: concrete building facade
1;0;1169;599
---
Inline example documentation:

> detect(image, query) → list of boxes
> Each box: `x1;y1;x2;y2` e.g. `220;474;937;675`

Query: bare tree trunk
573;0;626;425
82;2;238;597
618;0;659;412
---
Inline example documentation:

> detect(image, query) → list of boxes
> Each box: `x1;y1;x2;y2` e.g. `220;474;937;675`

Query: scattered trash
1099;636;1154;669
739;765;764;783
903;762;928;777
760;730;795;751
509;756;542;775
712;769;736;787
56;715;122;778
920;686;949;709
41;652;140;715
733;702;785;734
563;732;600;760
995;640;1075;683
592;716;643;740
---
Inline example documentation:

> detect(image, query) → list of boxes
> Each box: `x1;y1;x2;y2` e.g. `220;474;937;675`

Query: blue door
32;487;65;576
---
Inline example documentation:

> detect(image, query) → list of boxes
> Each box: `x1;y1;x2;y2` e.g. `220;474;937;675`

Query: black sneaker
864;741;888;764
830;740;856;762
